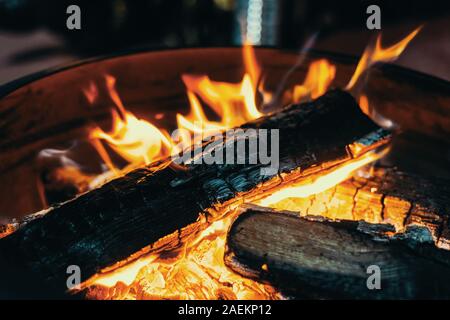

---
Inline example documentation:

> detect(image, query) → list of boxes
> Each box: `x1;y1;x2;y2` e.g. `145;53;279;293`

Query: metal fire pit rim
0;45;449;99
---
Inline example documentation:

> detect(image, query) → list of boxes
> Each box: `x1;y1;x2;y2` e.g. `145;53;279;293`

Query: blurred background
0;0;449;85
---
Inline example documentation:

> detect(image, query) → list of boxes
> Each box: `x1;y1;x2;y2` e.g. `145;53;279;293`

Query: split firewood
225;205;450;299
0;89;389;295
262;166;450;249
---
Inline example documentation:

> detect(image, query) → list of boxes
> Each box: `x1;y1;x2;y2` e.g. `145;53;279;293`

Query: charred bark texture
0;90;388;296
225;205;450;299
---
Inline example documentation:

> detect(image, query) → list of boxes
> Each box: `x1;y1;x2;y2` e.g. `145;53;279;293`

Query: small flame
89;75;172;170
359;94;370;116
292;59;336;102
346;27;422;90
358;93;396;129
90;108;172;167
243;41;261;92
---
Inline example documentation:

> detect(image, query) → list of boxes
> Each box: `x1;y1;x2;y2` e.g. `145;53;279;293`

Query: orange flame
359;94;370;116
70;36;415;300
90;108;172;166
89;46;265;173
346;27;422;90
292;59;336;102
177;43;263;138
243;41;261;92
89;75;172;171
179;73;262;132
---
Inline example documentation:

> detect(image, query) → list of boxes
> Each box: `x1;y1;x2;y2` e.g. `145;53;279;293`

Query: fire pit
0;30;450;299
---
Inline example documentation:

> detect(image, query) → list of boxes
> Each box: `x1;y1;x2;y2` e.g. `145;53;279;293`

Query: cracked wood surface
225;205;450;299
0;89;388;296
268;166;450;249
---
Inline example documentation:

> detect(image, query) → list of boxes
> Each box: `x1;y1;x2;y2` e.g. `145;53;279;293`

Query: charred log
0;89;388;296
267;166;450;248
225;205;450;299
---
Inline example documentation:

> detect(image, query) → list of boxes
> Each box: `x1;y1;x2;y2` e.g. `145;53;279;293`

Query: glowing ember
79;150;384;300
0;224;15;239
82;215;280;300
258;150;386;207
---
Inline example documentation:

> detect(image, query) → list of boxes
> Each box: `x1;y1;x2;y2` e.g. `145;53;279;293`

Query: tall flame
90;45;264;172
177;42;263;139
179;73;262;131
346;27;422;90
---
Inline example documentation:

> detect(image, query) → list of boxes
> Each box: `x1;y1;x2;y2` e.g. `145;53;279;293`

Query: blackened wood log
225;205;450;299
0;89;389;296
263;166;450;249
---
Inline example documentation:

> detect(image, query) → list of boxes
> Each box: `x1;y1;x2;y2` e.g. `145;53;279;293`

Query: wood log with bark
225;204;450;299
0;89;389;296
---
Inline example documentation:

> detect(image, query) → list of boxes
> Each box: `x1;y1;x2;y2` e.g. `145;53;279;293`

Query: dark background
0;0;449;84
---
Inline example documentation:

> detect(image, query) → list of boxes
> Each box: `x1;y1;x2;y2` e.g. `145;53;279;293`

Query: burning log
0;89;389;296
259;166;450;248
225;205;450;299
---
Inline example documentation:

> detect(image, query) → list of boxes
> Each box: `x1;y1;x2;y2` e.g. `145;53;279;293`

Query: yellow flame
243;41;261;91
258;151;384;207
346;27;422;90
293;59;336;102
179;73;262;133
90;108;172;166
